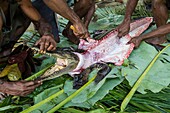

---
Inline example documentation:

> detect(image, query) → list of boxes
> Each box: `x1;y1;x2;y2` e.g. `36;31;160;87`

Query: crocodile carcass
39;17;153;82
69;17;153;75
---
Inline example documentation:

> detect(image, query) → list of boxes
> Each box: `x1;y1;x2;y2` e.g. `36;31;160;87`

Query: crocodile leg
73;62;111;89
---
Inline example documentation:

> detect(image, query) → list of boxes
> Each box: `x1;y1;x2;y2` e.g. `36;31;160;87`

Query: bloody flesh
69;17;153;75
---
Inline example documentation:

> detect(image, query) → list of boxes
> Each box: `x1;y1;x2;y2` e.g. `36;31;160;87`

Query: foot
145;36;167;45
62;29;80;45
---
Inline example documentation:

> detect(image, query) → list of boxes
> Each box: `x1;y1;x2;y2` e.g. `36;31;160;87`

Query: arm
43;0;89;38
17;0;40;21
139;24;170;40
84;1;95;28
129;24;170;48
117;0;139;37
43;0;81;25
0;79;41;96
124;0;139;21
18;0;57;52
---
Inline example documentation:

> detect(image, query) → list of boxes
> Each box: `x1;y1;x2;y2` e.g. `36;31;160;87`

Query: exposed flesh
69;17;153;75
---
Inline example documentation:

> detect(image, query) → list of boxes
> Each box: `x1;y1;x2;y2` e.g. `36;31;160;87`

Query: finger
24;80;41;86
118;32;123;38
0;93;6;99
118;29;129;37
84;32;90;39
40;42;45;53
24;81;36;86
51;46;56;51
79;34;85;39
127;40;132;44
0;95;4;99
20;90;34;97
24;83;42;91
128;39;135;44
44;40;50;51
47;44;55;51
35;40;41;46
73;31;79;36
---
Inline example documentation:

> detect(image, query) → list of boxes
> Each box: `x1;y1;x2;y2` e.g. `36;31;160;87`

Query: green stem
120;44;170;112
47;75;97;113
111;90;153;111
25;64;54;81
20;89;64;113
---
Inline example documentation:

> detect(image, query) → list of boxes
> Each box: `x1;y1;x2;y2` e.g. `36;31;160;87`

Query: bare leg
146;0;168;44
62;0;94;44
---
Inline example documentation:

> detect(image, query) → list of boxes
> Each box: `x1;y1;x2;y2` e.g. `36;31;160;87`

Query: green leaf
87;109;108;113
25;86;66;113
0;105;23;111
89;14;124;30
48;75;97;112
57;33;77;48
35;56;56;72
64;66;124;108
122;42;170;94
58;108;85;113
121;44;170;111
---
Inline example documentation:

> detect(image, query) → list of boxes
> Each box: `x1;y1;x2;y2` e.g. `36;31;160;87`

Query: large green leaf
122;42;170;94
33;85;67;113
57;33;77;48
89;14;124;30
63;66;124;108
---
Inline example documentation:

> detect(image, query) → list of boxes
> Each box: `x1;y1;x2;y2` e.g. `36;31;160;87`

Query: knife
70;25;89;42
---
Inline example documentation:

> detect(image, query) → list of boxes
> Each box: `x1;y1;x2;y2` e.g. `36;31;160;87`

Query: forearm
18;0;41;21
84;2;95;28
124;0;139;21
139;24;170;40
43;0;82;24
18;0;52;36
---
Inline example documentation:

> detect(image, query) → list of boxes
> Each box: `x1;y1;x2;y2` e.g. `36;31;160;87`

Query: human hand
117;19;131;37
2;80;42;96
35;34;57;53
72;22;90;39
128;36;142;48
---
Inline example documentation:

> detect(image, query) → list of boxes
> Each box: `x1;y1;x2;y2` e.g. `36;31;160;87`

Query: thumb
127;38;134;44
35;39;40;46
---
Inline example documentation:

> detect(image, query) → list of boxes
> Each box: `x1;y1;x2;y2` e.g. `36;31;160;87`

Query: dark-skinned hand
2;80;42;96
72;22;90;39
35;35;57;53
128;36;142;48
117;20;131;38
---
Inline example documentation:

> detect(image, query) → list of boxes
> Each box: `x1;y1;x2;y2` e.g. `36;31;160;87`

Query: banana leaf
122;42;170;94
